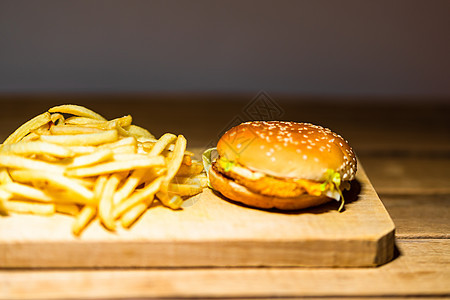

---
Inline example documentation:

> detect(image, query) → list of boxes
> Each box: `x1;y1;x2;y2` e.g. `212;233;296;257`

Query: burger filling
212;156;347;201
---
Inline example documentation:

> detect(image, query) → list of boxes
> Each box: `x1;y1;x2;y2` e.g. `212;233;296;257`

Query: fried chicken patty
212;159;325;198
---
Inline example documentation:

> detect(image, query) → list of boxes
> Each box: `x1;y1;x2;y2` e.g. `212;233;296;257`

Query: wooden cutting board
0;162;395;268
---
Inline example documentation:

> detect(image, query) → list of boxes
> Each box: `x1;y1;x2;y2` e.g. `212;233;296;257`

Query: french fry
176;160;204;177
125;124;155;139
20;132;40;142
148;133;177;156
65;116;106;125
40;129;119;146
0;168;13;184
168;183;203;197
5;200;55;215
120;202;149;228
72;205;96;236
50;125;104;135
113;168;148;205
48;104;106;121
98;174;122;231
113;176;163;219
66;146;97;155
56;203;80;216
31;123;51;136
0;141;74;158
156;191;183;210
157;135;187;209
3;112;51;144
2;182;53;202
172;173;208;186
111;145;137;154
0;189;12;201
66;156;165;177
106;115;132;129
99;136;137;150
165;135;187;181
50;113;65;125
9;170;95;204
68;149;113;168
0;154;65;174
0;188;11;215
94;175;108;201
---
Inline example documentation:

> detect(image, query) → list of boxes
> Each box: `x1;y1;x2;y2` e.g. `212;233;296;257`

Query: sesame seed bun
210;121;357;210
217;121;356;182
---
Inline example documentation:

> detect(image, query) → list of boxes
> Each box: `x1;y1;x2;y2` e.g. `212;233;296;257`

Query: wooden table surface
0;94;449;299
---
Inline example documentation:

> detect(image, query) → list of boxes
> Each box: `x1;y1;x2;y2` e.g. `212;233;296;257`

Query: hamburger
203;121;357;211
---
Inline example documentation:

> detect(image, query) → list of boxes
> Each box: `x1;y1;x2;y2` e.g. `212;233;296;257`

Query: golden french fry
56;203;80;216
98;173;123;231
99;136;137;149
165;135;187;182
0;188;11;215
113;168;148;205
50;125;104;135
0;168;13;184
66;156;165;177
49;104;106;121
168;183;203;197
66;146;97;155
157;135;188;208
126;124;155;139
113;176;163;219
5;200;55;215
120;202;149;228
72;205;96;236
2;182;53;202
172;173;208;187
0;154;65;174
0;141;75;158
156;135;186;209
3;112;51;144
40;129;119;146
106;115;132;129
19;132;40;142
31;123;51;136
94;175;108;201
69;149;113;168
148;133;177;156
111;145;137;154
0;189;12;200
156;191;183;210
9;170;95;204
65;116;106;125
176;160;204;177
50;113;65;125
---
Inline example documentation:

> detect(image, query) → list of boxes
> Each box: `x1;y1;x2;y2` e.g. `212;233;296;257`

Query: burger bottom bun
209;167;333;210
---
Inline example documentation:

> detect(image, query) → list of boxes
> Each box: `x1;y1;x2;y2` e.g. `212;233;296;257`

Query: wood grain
360;157;450;195
1;240;448;299
381;195;450;239
0;163;395;268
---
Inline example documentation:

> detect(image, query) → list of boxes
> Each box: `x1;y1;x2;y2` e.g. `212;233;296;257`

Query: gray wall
0;0;449;97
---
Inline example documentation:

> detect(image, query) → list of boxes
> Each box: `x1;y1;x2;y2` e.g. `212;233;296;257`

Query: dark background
1;0;449;99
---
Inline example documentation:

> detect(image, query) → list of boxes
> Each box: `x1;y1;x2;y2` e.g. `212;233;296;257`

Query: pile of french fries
0;105;206;235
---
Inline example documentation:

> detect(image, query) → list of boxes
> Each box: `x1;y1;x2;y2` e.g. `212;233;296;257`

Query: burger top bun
217;121;357;182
